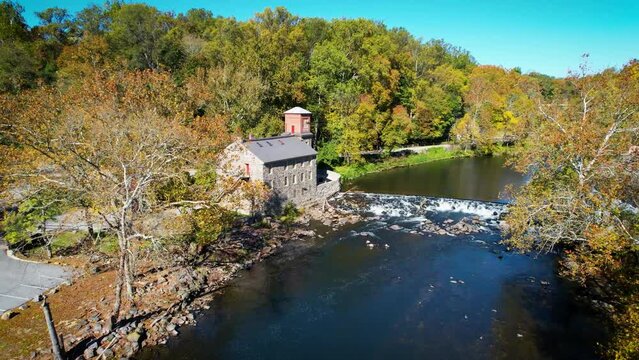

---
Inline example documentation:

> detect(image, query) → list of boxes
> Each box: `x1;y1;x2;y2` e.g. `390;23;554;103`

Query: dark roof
245;135;317;164
284;106;311;115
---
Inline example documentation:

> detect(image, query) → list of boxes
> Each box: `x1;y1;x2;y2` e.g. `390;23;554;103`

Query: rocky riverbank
3;204;359;360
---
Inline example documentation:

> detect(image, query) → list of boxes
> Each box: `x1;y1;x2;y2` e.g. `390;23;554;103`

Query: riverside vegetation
335;147;473;180
0;1;637;358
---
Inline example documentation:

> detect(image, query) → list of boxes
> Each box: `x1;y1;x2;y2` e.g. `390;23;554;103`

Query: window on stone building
308;171;312;179
300;173;304;182
284;176;289;186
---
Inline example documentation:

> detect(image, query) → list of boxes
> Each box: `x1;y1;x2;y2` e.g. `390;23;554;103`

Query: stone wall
218;141;263;180
301;170;340;207
264;156;317;205
317;170;341;198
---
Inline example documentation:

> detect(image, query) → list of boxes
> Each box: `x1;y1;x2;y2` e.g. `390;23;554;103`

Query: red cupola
283;107;313;147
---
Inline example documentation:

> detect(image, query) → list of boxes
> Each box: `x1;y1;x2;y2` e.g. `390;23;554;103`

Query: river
345;156;524;201
139;157;606;360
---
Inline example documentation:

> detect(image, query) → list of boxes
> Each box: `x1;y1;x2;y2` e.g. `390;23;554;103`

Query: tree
34;7;74;44
306;40;353;108
107;4;173;69
0;70;231;328
56;34;109;81
0;1;37;92
382;105;412;151
409;64;466;142
326;95;380;163
0;41;37;92
75;4;110;35
451;65;533;151
185;66;266;134
2;192;65;258
0;1;30;43
503;59;639;359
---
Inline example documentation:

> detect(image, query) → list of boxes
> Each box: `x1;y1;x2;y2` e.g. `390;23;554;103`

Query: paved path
0;243;73;313
361;144;454;155
391;144;454;154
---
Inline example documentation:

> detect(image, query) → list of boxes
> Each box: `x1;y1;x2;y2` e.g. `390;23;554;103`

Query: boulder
1;311;14;320
295;230;316;237
84;342;98;359
83;346;96;359
127;331;142;343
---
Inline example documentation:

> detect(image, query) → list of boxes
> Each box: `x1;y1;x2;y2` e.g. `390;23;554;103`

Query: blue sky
20;0;639;77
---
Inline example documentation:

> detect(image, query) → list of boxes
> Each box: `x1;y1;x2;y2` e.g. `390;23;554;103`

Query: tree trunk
123;243;134;299
84;208;97;244
41;297;64;360
45;239;52;259
110;209;136;329
108;250;126;331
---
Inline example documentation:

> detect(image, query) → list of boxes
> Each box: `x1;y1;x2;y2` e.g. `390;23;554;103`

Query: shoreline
333;144;514;181
334;146;473;180
0;206;360;360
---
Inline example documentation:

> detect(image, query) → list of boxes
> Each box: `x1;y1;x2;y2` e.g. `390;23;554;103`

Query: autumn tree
503;59;639;359
0;70;233;329
382;105;412;151
56;34;110;81
185;66;266;134
409;64;466;142
451;65;534;152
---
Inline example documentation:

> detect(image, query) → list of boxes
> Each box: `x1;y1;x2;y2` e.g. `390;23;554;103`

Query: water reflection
347;156;526;201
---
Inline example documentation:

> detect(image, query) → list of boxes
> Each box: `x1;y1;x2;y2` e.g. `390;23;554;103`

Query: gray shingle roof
284;106;311;114
245;135;317;164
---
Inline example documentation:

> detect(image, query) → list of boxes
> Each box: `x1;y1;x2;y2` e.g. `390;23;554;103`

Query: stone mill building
221;107;340;208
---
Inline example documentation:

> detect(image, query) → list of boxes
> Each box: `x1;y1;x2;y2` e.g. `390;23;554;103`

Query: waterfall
332;192;508;220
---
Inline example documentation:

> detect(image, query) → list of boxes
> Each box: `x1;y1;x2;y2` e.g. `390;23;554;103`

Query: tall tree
504;59;639;359
451;65;533;151
107;4;173;69
0;1;37;92
0;70;232;328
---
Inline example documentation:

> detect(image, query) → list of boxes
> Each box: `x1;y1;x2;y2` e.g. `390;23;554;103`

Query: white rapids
332;192;508;220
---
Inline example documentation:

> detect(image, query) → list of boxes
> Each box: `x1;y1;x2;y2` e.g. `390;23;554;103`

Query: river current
139;157;606;360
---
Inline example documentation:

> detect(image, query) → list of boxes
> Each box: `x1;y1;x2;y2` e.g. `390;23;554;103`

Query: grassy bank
334;147;474;180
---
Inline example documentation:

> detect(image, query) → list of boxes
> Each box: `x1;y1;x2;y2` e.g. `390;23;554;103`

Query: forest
0;1;638;359
0;0;557;162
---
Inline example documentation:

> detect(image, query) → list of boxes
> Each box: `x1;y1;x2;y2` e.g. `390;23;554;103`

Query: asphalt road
0;244;72;313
